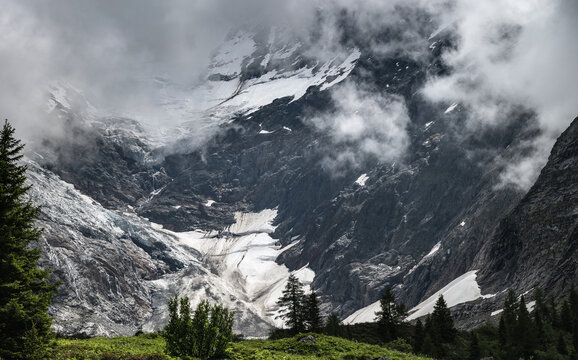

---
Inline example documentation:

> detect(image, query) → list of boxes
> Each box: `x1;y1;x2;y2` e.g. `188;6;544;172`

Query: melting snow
406;270;493;321
491;309;504;317
344;300;381;324
355;174;370;186
407;242;442;275
171;209;315;328
444;103;458;114
425;242;441;258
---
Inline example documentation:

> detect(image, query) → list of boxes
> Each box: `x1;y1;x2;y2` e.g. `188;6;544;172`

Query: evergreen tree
534;288;548;341
561;300;573;332
276;274;305;333
515;296;536;359
557;334;568;355
468;332;481;360
413;319;425;353
375;286;407;342
501;289;518;349
304;291;323;332
498;316;507;346
324;313;342;337
421;333;435;356
550;297;560;329
431;295;456;343
0;120;58;360
163;296;234;359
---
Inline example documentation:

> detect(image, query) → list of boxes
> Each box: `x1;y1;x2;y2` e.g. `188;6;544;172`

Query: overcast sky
1;0;576;189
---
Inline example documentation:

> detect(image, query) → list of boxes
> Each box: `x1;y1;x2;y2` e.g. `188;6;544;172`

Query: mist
1;0;575;190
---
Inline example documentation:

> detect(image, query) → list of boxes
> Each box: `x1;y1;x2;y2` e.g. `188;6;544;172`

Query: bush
163;296;234;359
386;337;413;353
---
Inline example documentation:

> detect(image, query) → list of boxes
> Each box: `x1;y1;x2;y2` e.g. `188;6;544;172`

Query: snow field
345;270;494;325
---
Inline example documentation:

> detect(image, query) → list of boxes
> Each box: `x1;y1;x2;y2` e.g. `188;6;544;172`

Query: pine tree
0;120;57;360
276;274;305;333
557;334;568;355
163;296;234;359
501;289;518;346
431;295;456;343
304;291;323;332
561;300;573;332
468;332;481;360
413;319;425;353
324;313;342;337
515;296;536;359
375;286;407;342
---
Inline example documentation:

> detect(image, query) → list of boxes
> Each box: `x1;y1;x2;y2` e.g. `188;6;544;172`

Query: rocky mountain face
25;21;577;337
476;117;578;298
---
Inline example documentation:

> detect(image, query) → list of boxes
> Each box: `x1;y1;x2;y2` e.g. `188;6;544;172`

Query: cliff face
27;22;578;336
476;117;578;297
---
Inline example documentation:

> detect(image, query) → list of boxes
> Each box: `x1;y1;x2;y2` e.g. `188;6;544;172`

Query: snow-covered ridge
157;28;361;143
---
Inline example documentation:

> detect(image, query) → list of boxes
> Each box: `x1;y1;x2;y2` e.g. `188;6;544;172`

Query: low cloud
1;0;575;189
422;0;578;189
310;82;410;173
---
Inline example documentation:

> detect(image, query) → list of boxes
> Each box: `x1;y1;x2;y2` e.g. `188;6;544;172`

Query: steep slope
27;20;572;336
476;117;578;298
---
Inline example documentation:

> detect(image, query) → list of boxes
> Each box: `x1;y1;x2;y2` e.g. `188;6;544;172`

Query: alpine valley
17;9;578;338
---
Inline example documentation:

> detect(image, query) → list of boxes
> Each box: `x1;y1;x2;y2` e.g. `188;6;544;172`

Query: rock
298;335;317;345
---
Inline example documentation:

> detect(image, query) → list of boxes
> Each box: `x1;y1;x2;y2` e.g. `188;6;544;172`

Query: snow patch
406;270;490;321
491;309;504;317
355;174;369;186
407;242;441;275
444;103;458;114
344;300;381;325
425;242;441;258
204;200;215;207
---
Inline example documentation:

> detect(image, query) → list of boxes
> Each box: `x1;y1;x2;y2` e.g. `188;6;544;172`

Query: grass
51;333;170;360
50;333;434;360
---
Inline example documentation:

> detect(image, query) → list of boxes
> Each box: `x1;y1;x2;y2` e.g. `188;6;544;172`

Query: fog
1;0;575;189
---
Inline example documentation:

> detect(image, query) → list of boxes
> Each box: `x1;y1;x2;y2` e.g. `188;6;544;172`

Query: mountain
476;117;578;298
25;22;577;337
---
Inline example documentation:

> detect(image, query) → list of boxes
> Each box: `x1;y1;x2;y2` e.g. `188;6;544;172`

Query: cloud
421;0;578;189
1;0;575;188
310;82;410;173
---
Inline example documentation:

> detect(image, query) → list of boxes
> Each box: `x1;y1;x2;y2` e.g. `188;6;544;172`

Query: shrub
163;296;234;359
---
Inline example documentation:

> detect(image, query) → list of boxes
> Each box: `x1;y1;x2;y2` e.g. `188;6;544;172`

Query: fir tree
413;319;425;353
561;300;573;332
498;316;507;346
557;334;568;355
304;291;323;332
515;296;536;359
431;295;456;343
276;274;305;333
324;313;342;337
0;120;58;360
468;332;481;360
501;289;518;347
163;296;234;359
375;286;407;342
